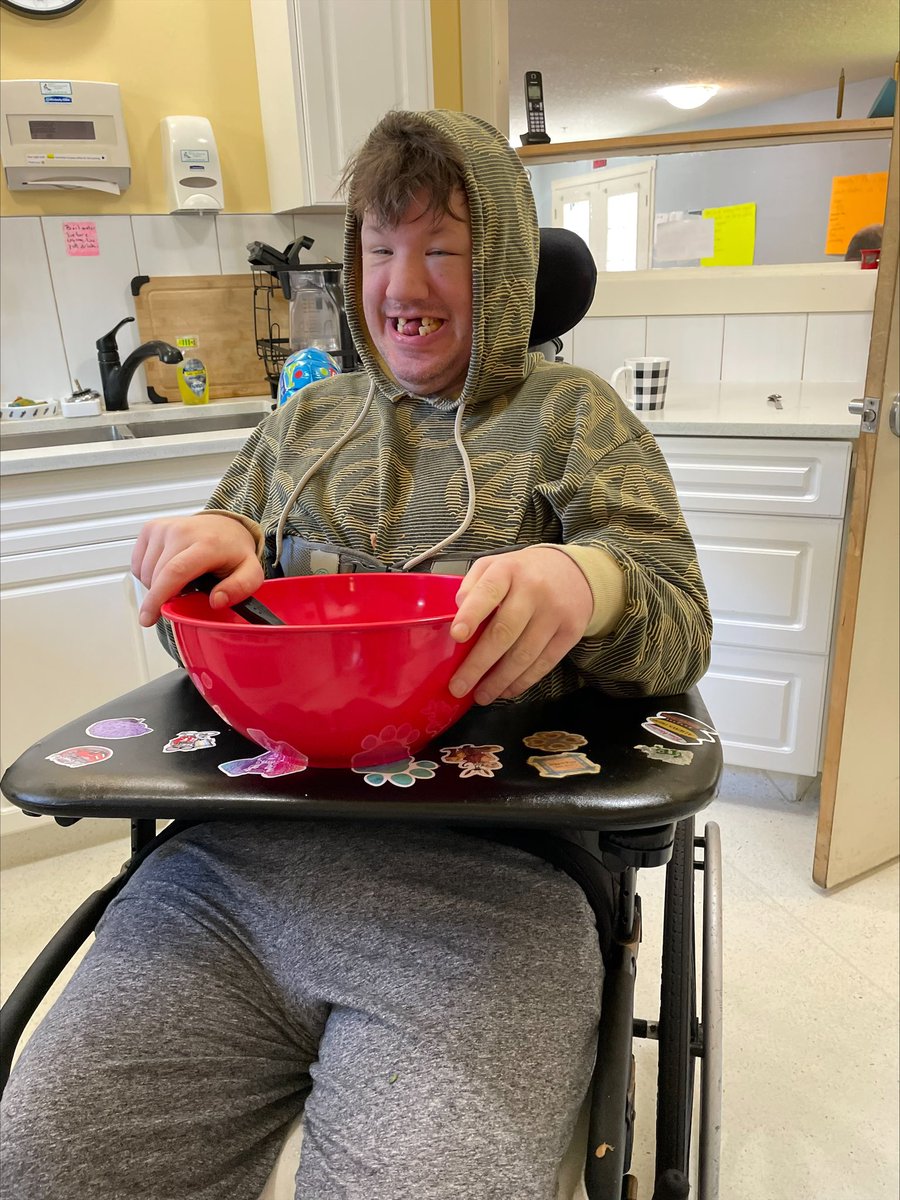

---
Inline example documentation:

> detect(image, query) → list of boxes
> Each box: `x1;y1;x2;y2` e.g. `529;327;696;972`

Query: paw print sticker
353;757;438;788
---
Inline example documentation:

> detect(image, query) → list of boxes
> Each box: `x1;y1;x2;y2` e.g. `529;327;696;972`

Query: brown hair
340;111;467;226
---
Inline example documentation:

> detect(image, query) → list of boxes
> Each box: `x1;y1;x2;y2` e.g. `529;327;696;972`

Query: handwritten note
825;173;888;256
63;221;99;257
700;203;756;267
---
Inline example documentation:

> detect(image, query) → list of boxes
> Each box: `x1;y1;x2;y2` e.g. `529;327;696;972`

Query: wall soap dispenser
161;115;224;214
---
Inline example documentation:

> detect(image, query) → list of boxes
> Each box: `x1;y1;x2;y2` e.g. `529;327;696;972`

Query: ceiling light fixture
658;84;719;110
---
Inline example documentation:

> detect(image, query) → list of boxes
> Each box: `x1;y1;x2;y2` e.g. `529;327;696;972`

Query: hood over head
343;110;540;410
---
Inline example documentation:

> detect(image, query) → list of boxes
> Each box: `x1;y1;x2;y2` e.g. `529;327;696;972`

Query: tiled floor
1;778;898;1200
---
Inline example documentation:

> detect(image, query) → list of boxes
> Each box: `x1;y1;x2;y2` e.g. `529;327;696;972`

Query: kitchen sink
1;410;266;452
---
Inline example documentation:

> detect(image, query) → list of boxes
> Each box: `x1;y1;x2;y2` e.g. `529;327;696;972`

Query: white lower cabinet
657;436;854;776
0;450;235;839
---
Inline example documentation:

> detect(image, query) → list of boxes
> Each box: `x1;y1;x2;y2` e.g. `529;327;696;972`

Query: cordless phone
520;70;551;145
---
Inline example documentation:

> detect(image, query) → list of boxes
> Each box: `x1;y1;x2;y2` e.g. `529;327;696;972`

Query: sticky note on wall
700;203;756;267
825;172;888;256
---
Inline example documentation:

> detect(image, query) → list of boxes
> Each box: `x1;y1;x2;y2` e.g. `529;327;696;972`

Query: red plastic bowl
161;573;475;768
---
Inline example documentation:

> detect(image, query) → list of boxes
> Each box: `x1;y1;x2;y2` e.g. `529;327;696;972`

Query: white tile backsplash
291;214;345;263
216;214;296;275
41;216;142;401
803;312;872;384
646;315;724;383
571;316;646;383
722;313;808;382
0;217;70;404
131;214;221;277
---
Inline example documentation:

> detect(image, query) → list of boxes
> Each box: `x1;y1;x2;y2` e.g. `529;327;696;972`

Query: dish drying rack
251;268;293;399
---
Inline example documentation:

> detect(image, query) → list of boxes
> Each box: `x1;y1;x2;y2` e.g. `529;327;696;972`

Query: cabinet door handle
890;394;900;439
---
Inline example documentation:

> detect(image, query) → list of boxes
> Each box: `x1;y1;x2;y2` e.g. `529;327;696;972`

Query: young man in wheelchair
0;110;710;1200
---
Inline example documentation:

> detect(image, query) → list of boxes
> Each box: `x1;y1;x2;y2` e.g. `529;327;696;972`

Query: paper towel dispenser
0;79;131;195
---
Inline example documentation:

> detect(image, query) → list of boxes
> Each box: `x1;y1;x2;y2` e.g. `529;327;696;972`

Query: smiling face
360;187;473;400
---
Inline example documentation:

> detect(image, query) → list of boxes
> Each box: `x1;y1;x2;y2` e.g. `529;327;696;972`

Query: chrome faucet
96;317;183;411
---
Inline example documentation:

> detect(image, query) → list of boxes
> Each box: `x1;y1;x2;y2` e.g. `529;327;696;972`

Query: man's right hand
131;514;264;627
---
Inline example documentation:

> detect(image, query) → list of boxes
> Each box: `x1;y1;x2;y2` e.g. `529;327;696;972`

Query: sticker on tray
635;743;694;766
85;717;153;739
526;752;601;779
350;724;419;772
218;729;308;778
439;744;504;779
46;745;113;769
641;711;718;746
352;757;438;788
421;698;463;736
163;730;220;753
522;730;587;753
189;671;214;697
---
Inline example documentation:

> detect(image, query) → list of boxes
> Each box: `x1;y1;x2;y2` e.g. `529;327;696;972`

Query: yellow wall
430;0;462;111
0;0;466;218
0;0;269;216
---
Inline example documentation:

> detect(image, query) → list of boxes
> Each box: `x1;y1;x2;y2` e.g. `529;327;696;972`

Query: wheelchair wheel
655;815;697;1179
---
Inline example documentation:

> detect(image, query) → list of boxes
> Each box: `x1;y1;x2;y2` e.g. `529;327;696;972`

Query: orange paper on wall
825;172;888;256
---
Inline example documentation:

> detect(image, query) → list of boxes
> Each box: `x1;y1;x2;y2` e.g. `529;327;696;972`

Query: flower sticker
85;717;153;740
353;757;438;788
440;744;504;779
351;724;419;772
522;730;588;753
635;743;694;766
422;698;462;736
218;729;308;778
527;752;601;779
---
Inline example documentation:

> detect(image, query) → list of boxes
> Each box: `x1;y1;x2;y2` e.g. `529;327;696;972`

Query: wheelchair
0;229;723;1198
0;670;722;1200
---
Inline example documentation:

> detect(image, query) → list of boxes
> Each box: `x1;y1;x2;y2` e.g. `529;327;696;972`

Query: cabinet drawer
700;646;827;776
686;511;843;654
657;437;851;517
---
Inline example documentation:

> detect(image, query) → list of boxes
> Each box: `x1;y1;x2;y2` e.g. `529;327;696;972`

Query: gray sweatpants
1;820;603;1200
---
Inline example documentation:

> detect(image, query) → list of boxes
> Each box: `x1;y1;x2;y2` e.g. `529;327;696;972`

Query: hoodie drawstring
274;389;477;574
402;400;474;569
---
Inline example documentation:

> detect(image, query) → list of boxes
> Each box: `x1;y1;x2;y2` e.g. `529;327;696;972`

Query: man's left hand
448;546;594;705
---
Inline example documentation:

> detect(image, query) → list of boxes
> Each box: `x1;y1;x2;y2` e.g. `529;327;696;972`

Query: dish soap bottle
177;356;209;405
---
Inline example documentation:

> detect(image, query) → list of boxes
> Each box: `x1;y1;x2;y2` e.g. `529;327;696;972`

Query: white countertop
0;383;860;478
632;382;861;439
0;397;274;477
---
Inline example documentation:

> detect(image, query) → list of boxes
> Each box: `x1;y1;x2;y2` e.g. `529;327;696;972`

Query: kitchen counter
634;382;860;438
0;382;860;478
0;396;274;477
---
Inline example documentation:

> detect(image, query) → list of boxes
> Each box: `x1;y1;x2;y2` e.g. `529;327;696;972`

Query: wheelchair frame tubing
698;821;723;1200
584;867;639;1199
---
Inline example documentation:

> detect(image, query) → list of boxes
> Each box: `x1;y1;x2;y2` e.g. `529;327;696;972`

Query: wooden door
814;106;900;888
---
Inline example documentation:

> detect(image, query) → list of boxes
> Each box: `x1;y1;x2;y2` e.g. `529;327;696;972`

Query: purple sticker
46;745;113;769
85;717;153;740
218;728;308;778
163;730;220;753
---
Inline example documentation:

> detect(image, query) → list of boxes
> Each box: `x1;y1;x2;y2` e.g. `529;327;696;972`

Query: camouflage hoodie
204;110;711;698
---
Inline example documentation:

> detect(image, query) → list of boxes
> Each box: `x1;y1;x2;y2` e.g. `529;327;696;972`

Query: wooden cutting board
132;274;290;402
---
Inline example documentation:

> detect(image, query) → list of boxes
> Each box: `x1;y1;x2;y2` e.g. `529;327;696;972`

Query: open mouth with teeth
395;317;445;337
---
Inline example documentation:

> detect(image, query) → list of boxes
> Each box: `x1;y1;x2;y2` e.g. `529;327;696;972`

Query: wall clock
0;0;88;17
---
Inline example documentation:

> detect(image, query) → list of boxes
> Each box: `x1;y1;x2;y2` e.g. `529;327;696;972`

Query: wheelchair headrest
529;227;597;347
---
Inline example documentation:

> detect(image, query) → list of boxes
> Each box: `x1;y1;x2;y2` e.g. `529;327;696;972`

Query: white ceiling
507;0;899;143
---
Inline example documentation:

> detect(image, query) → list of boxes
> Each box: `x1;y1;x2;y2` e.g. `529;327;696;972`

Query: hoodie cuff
541;543;627;638
201;509;266;560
